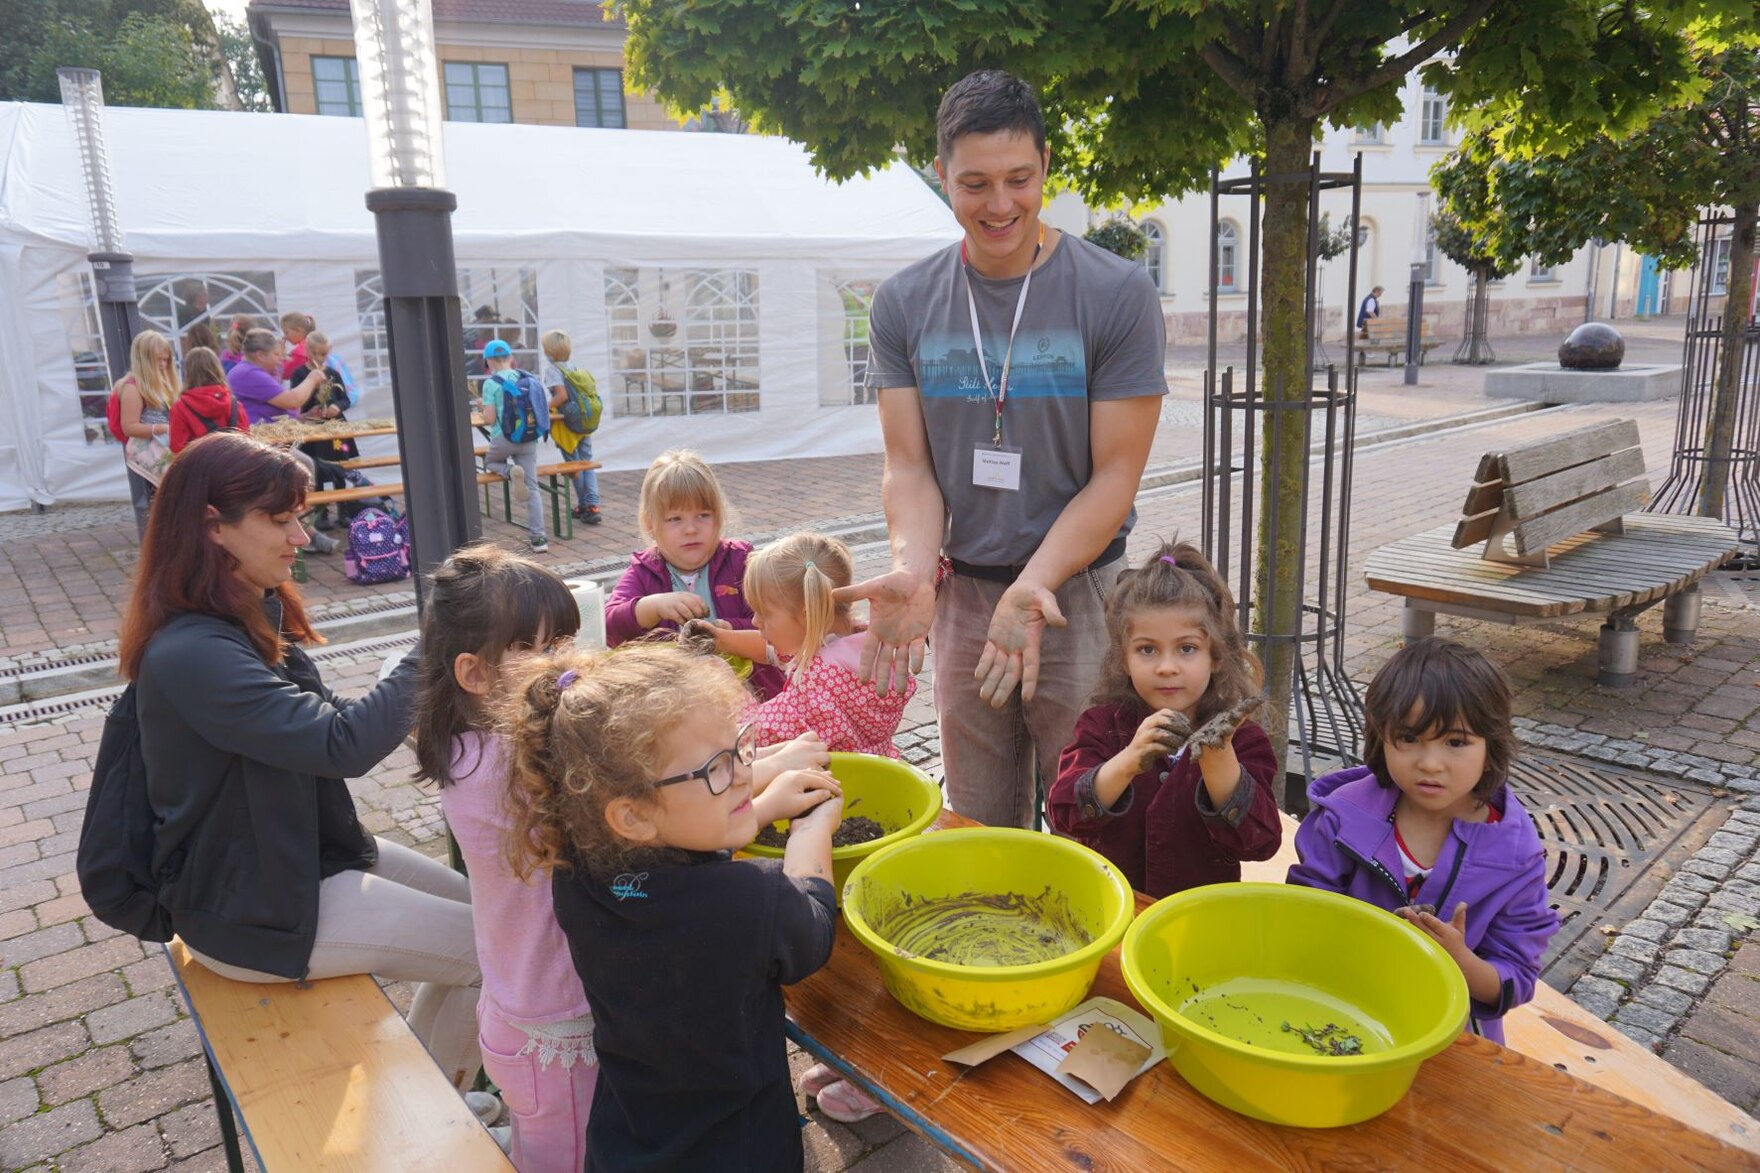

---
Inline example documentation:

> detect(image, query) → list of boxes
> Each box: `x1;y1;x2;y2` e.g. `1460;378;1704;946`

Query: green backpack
559;366;602;436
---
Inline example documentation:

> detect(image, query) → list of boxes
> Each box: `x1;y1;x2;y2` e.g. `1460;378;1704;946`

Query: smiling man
842;70;1167;832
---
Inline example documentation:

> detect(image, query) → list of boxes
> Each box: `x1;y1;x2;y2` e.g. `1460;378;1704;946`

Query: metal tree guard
1201;153;1367;812
1453;271;1498;364
1648;214;1760;563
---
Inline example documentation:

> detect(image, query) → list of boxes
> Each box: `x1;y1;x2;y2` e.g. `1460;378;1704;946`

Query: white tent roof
0;102;955;262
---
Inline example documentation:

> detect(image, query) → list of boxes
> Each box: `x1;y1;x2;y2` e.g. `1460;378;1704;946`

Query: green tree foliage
1084;217;1147;261
215;12;271;112
614;0;1721;793
0;0;222;110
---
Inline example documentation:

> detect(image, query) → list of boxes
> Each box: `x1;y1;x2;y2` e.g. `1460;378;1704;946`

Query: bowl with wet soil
841;828;1135;1032
740;753;942;901
1121;883;1469;1128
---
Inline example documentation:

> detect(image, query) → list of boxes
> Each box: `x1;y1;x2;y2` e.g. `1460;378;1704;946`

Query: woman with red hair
118;433;487;1100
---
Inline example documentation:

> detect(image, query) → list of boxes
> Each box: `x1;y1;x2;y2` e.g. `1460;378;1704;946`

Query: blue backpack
493;370;549;444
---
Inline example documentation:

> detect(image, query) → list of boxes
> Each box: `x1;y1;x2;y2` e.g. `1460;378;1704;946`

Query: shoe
508;464;525;487
583;506;603;526
313;507;336;532
529;534;549;553
488;1125;512;1154
464;1090;506;1127
799;1062;839;1098
308;530;339;555
816;1079;886;1123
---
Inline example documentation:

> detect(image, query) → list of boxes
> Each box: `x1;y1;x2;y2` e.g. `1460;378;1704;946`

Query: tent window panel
134;271;279;383
312;57;361;117
444;63;512;123
458;267;541;391
354;270;391;399
58;273;115;445
827;280;878;407
683;269;761;415
575;69;626;129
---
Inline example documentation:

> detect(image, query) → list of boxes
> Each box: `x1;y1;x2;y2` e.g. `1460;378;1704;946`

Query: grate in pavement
1515;748;1725;986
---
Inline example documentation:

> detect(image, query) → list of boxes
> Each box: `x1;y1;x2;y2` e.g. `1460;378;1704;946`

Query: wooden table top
1364;513;1739;618
784;814;1756;1170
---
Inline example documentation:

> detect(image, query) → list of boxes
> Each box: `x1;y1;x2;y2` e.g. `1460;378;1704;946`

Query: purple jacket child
1287;766;1558;1045
603;539;785;701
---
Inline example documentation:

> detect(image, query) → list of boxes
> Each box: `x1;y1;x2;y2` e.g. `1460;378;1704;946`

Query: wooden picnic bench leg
548;476;573;541
1598;612;1641;688
1663;584;1703;645
202;1049;248;1173
1402;603;1436;642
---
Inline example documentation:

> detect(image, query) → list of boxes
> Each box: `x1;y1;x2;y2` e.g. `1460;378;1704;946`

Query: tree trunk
1698;202;1757;520
1251;116;1317;808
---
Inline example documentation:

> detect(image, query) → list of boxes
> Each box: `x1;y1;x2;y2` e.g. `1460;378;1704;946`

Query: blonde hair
542;329;572;363
501;643;749;878
305;331;331;364
744;532;853;684
126;330;178;410
637;449;735;546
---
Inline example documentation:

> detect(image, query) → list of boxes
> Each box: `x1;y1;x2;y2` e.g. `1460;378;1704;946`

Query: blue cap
482;340;512;359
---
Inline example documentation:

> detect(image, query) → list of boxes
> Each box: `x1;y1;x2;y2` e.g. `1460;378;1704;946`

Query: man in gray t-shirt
840;70;1167;832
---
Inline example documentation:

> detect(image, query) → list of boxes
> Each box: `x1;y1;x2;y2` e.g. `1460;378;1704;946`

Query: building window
1217;221;1239;291
1709;237;1733;296
1353;122;1384;145
574;68;626;128
312;56;361;117
1530;258;1557;282
1141;221;1165;293
1424;225;1440;284
444;62;512;123
1419;85;1447;145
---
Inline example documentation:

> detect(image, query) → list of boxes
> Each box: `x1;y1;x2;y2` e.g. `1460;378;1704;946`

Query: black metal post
365;187;481;605
1404;262;1424;386
89;251;140;383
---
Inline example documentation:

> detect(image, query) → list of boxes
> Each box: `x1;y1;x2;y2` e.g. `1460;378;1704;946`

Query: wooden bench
475;460;600;541
1365;419;1740;685
1353;314;1444;367
163;939;510;1172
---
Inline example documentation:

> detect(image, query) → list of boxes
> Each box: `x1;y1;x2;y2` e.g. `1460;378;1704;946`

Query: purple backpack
343;507;411;585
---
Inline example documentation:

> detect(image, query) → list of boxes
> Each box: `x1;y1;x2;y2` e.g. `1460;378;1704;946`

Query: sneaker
583;506;603;526
464;1091;506;1127
308;530;339;555
313;507;336;532
799;1062;840;1098
529;534;549;553
816;1079;886;1123
508;464;525;487
488;1125;512;1154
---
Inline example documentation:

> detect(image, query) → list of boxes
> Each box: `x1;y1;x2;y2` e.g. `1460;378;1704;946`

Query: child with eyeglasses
502;642;842;1172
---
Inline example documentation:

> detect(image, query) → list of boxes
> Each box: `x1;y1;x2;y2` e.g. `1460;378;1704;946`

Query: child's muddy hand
1128;710;1191;771
1398;903;1470;953
1188;694;1264;755
791;790;844;834
678;619;721;655
651;592;709;625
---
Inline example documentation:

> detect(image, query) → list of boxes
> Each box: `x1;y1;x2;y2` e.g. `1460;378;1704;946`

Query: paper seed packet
942;997;1166;1104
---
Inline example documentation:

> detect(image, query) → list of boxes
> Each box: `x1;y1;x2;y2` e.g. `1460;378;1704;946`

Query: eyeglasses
652;723;756;796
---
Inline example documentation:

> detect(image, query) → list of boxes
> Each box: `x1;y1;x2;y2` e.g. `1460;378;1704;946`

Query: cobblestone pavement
6;322;1759;1170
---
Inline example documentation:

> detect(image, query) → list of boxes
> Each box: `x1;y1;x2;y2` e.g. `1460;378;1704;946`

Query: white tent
0;102;958;510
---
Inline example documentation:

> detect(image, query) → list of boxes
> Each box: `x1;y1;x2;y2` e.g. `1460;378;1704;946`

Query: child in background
604;450;785;699
476;339;551;554
168;347;249;454
503;643;842;1171
288;330;361;461
279;310;315;380
727;532;914;758
540;330;604;526
412;546;590;1170
1288;638;1558;1045
220;315;253;372
1048;540;1282;898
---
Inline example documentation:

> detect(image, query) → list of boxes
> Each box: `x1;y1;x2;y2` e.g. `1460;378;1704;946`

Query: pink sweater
441;732;589;1025
744;632;914;758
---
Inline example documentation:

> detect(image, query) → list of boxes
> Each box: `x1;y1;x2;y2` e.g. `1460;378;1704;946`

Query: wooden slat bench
164;939;510;1172
474;460;600;541
1365;419;1740;685
1353;314;1444;367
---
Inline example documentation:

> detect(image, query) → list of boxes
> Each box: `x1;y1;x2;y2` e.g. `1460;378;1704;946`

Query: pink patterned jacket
745;632;914;757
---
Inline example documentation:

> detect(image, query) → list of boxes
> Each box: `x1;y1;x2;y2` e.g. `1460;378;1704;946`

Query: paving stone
1700;847;1745;869
1668;947;1733;976
1609;935;1661;964
1667;872;1719;896
1709;830;1760;854
18;935;145;994
1615;1024;1664;1053
1662;1037;1760;1114
0;969;18;1004
130;1020;201;1070
37;1045;137;1107
1655;966;1714;997
1634;984;1695;1016
1617;919;1670;943
157;1101;221;1160
95;1056;208;1130
1709;973;1760;1019
0;1098;102;1168
1589;953;1646;984
1612;1002;1678;1036
58;1121;167;1173
0;1074;38;1125
1684;858;1737;883
0;971;126;1041
1676;926;1736;954
1681;1002;1760;1058
0;1018;88;1081
1730;942;1760;978
1645;900;1697;928
86;991;178;1046
1568;977;1622;1020
0;921;84;969
168;1144;262;1173
1739;862;1760;885
1708;890;1760;917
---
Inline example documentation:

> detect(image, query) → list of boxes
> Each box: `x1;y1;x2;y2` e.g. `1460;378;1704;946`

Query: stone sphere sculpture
1559;322;1625;370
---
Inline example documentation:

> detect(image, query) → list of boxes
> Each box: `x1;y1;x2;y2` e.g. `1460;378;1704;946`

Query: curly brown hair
500;642;750;880
1088;538;1262;725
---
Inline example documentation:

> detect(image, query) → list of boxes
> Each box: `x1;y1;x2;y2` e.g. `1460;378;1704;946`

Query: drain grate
1513;748;1725;986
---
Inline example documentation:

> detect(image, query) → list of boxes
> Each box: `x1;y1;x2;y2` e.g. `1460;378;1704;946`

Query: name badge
973;445;1023;491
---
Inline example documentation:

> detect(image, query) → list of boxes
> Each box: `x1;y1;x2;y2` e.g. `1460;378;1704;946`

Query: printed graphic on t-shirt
915;329;1088;401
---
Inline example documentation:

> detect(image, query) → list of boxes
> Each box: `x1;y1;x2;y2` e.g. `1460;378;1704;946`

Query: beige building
247;0;679;132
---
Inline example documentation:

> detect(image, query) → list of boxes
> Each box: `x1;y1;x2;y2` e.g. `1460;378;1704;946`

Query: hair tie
556;669;579;690
803;559;817;571
1159;554;1180;568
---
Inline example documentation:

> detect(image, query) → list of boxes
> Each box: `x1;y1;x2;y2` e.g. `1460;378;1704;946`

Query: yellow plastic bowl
741;753;942;899
842;828;1135;1032
1121;883;1469;1127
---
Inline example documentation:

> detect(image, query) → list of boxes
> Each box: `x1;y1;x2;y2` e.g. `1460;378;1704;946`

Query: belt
949;535;1128;584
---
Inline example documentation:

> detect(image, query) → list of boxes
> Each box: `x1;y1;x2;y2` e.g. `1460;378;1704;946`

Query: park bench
163;939;510;1172
1353;314;1443;367
1364;419;1740;685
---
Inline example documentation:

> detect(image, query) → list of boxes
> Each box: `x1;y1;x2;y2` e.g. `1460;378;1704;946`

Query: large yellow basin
1121;883;1469;1127
741;753;941;899
842;828;1135;1032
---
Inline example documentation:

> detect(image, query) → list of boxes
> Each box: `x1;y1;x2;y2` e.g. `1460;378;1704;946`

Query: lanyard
961;224;1045;447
